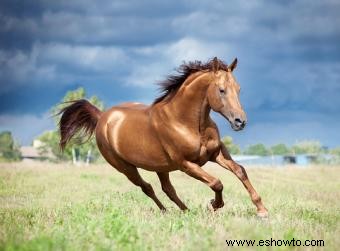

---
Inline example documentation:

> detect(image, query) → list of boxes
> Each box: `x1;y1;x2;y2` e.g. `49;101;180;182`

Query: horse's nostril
235;118;242;124
234;118;245;128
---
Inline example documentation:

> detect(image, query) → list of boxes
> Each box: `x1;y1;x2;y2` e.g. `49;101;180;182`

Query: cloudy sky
1;0;339;148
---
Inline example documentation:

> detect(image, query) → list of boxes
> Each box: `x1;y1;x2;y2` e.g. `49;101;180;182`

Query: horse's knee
235;165;248;181
210;179;223;192
161;184;172;195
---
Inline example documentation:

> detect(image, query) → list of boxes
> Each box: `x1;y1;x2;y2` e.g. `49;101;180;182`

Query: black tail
59;99;102;151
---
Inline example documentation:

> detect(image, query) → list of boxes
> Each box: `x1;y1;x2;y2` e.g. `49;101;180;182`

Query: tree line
0;131;21;162
223;137;336;156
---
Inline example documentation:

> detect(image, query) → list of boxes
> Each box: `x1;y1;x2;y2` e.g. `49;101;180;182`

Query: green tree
329;147;340;164
222;136;241;154
37;87;104;163
291;140;323;154
330;147;340;156
0;131;21;161
270;143;290;155
243;143;269;156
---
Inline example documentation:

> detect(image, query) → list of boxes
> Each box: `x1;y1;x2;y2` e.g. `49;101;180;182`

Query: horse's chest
197;130;220;164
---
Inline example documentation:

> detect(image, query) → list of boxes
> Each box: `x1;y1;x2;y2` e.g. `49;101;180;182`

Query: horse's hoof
207;199;224;211
257;210;269;219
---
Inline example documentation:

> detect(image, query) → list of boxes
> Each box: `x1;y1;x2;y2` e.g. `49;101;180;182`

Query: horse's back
117;102;149;109
96;103;171;171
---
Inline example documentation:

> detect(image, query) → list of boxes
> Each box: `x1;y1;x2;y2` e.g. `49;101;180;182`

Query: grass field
0;162;339;251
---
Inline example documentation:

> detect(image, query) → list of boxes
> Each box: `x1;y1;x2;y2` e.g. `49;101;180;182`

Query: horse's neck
165;73;211;132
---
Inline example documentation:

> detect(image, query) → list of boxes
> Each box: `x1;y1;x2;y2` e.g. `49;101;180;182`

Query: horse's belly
106;111;170;169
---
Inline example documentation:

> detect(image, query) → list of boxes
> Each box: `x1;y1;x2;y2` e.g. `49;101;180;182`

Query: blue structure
232;154;319;166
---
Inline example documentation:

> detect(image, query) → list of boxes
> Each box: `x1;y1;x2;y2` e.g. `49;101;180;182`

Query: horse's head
207;58;247;131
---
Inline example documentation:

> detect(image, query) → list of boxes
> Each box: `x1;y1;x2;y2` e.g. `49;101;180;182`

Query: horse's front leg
181;160;224;210
214;143;268;218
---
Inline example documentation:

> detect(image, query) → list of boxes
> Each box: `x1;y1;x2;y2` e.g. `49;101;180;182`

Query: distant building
20;140;54;162
282;155;318;165
20;146;41;162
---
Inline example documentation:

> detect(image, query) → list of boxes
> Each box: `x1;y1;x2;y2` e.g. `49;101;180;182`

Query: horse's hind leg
157;172;188;210
102;151;166;210
123;165;166;211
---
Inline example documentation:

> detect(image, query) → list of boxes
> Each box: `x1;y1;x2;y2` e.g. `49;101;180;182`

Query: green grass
0;162;339;250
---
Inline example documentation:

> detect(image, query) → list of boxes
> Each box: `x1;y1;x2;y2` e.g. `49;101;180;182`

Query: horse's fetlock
252;194;261;204
210;179;223;192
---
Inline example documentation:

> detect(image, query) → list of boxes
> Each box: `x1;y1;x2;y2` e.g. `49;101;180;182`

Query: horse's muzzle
231;118;246;131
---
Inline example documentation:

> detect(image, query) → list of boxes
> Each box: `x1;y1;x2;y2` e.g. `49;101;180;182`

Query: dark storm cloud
0;0;191;50
0;0;339;146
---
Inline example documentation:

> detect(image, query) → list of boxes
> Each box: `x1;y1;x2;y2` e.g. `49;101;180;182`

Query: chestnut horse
59;57;268;217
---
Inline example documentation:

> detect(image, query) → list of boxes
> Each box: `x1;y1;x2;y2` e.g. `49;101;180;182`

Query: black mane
153;57;228;104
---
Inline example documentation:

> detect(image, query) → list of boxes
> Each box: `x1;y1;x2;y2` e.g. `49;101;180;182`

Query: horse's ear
228;58;238;72
212;57;219;73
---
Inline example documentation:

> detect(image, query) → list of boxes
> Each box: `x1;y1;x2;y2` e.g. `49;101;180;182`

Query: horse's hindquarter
96;105;171;171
